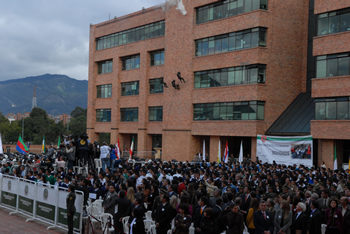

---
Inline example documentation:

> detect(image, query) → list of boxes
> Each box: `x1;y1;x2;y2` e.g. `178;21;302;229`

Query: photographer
26;155;41;171
66;141;76;170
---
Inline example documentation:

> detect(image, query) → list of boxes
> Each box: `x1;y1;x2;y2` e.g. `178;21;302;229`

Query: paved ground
0;206;66;234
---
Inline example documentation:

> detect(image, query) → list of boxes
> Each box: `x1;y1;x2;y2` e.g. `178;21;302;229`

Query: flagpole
202;139;206;161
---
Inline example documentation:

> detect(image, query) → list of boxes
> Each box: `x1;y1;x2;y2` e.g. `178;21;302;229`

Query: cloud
0;0;164;81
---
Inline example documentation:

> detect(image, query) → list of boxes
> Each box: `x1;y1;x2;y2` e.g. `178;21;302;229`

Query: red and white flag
116;138;121;160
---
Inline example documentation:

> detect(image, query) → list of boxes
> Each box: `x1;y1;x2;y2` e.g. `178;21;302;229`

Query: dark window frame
196;0;268;24
120;108;139;122
96;21;165;50
97;84;112;98
149;78;164;94
193;101;265;121
121;81;139;96
149;106;163;121
97;60;113;74
317;8;350;36
150;50;165;66
315;97;350;120
195;27;267;57
121;55;140;71
96;109;111;122
316;52;350;78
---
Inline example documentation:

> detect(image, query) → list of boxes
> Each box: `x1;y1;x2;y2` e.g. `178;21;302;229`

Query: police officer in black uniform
67;184;76;234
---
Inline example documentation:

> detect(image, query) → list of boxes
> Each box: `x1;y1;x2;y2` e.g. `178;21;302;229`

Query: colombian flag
16;135;29;154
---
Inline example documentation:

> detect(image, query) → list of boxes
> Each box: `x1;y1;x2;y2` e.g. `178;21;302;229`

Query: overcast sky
0;0;165;81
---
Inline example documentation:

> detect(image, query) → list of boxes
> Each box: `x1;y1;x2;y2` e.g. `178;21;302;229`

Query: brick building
87;0;349;166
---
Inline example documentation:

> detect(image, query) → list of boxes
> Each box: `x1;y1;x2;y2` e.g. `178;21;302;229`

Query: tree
68;115;87;137
71;107;87;118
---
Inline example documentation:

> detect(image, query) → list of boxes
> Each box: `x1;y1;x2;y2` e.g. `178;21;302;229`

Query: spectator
100;141;111;172
174;203;192;234
246;198;259;234
199;207;218;234
325;197;343;234
253;200;274;234
274;200;292;234
226;204;244;234
307;200;322;234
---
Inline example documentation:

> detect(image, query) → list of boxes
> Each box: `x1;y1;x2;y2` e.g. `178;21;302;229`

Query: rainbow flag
16;135;29;154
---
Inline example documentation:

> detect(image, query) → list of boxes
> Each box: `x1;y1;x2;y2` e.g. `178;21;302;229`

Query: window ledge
150;64;165;68
313;30;350;39
192;120;265;123
311;120;350;122
149;92;164;95
193;83;266;90
121;68;141;72
96;97;113;99
120;95;139;98
193;46;267;59
194;9;269;27
312;75;350;80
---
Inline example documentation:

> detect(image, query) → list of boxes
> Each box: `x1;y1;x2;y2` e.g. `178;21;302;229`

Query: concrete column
251;137;257;162
319;139;335;169
210;136;221;162
137;130;148;153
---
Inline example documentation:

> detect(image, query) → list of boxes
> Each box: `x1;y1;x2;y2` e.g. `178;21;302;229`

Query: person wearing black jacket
199;208;218;234
115;190;131;234
75;178;89;206
240;186;252;212
155;193;176;234
253;201;274;234
307;200;322;234
67;184;76;234
291;202;308;234
194;196;209;233
129;205;145;234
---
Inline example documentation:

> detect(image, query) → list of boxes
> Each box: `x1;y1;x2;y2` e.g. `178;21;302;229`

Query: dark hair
163;193;170;202
119;190;126;198
250;198;259;212
178;203;189;214
311;199;319;209
200;196;209;205
204;207;213;217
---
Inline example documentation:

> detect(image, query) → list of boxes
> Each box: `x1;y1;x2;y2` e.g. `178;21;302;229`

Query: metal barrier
0;175;84;233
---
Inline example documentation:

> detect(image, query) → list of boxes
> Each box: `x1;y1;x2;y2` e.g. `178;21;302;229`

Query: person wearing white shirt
100;142;111;172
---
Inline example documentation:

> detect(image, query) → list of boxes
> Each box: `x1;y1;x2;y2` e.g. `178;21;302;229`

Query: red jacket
178;182;186;195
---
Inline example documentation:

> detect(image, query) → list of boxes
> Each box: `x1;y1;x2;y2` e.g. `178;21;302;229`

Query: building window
194;64;266;88
97;84;112;98
149;106;163;121
315;97;350;120
122;55;140;70
97;60;113;74
121;81;139;96
193;101;264;121
196;0;268;24
150;50;165;66
121;108;138;122
317;9;350;36
149;78;164;94
96;109;111;122
195;28;266;57
96;21;165;50
316;53;350;78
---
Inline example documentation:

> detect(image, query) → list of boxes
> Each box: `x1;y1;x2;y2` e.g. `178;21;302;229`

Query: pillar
251;137;257;162
209;136;220;162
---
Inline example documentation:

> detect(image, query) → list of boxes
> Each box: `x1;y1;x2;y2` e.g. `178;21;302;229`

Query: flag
202;139;206;161
42;135;45;153
0;133;3;154
217;140;221;163
57;136;61;148
239;140;243;163
16;135;29;154
334;143;337;170
129;137;134;159
116;138;121;160
224;141;229;163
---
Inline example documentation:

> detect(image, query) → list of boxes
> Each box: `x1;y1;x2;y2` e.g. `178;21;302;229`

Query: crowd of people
1;134;350;234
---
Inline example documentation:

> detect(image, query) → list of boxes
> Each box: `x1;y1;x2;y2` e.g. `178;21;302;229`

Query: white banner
256;135;313;167
2;177;19;194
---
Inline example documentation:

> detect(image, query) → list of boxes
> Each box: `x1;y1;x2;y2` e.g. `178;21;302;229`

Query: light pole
22;117;24;139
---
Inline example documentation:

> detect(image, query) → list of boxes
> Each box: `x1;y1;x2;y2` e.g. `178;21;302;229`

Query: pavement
0;206;66;234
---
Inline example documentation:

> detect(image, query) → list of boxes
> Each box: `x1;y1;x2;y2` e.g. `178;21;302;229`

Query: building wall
87;0;309;161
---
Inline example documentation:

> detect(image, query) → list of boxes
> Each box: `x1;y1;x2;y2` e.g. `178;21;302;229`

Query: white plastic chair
321;224;327;234
87;206;101;231
122;216;130;234
145;211;152;220
100;213;115;234
92;202;104;215
94;158;102;173
189;223;195;234
144;220;154;234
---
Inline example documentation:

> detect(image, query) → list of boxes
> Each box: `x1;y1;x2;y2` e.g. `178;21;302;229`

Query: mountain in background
0;74;88;116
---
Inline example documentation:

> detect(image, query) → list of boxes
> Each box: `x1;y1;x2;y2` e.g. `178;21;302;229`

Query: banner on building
256;135;313;167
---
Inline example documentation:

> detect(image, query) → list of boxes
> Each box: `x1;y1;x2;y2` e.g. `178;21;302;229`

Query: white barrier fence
0;175;84;233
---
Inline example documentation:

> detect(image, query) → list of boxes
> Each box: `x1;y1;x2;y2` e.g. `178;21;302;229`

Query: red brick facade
87;0;311;162
311;0;350;168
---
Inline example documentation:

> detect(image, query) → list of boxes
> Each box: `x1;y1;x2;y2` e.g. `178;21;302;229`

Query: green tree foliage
68;107;87;137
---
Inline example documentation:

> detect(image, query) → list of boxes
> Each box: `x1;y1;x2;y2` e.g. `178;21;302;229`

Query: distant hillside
0;74;88;116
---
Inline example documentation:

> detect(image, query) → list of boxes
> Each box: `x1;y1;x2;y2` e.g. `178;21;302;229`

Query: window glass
96;109;111;122
220;103;227;120
149;107;163;121
196;42;202;56
202;39;209;56
228;34;235;51
340;13;350;32
315;102;325;119
121;108;138;122
258;67;266;83
326;102;336;119
229;1;237;16
329;15;339;34
316;59;327;78
97;84;112;98
222;2;229;18
338;57;350;76
237;0;244;14
215;37;222;53
327;58;338;77
213;103;220;120
241;103;249;120
208;39;215;54
236;33;244;50
259;30;267;46
234;105;241;120
222;36;228;52
250;68;258;84
235;67;243;84
214;71;221;86
251;31;259;47
245;0;252;13
249;103;257;120
227;103;234;120
257;103;265;120
337;101;349;119
214;4;222;20
252;0;260;10
209;7;214;21
149;78;164;94
194;74;201;88
244;32;251;48
221;70;228;86
228;69;235;85
260;0;268;9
